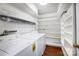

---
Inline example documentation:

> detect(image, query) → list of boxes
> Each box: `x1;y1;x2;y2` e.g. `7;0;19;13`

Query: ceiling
6;3;59;18
7;3;38;18
35;3;59;15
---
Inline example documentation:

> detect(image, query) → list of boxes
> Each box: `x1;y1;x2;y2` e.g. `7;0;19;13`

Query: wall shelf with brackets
61;4;75;56
0;15;36;25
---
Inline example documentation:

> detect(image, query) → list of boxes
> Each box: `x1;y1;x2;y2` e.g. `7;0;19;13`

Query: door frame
73;3;77;56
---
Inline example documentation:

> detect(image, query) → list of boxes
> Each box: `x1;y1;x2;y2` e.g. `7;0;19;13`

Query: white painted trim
38;13;58;19
61;47;68;56
46;43;62;47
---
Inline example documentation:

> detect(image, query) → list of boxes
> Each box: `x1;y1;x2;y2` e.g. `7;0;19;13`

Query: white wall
0;3;38;35
38;17;61;38
0;19;36;35
38;13;61;46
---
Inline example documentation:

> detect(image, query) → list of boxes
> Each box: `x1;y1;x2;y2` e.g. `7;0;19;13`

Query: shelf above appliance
0;15;36;25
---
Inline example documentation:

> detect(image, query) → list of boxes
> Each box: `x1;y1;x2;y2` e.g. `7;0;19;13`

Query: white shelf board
64;37;73;46
64;16;72;23
63;30;72;35
64;46;73;56
64;23;72;27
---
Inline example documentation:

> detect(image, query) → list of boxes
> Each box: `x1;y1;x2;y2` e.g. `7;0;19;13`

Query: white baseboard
61;47;68;56
46;42;62;47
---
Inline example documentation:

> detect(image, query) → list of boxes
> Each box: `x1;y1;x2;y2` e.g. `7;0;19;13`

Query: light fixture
40;3;48;5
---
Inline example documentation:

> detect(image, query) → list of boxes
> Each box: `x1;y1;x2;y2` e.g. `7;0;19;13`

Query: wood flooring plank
43;45;64;56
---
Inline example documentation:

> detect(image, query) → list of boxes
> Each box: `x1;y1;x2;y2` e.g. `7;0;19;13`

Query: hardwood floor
43;45;64;56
